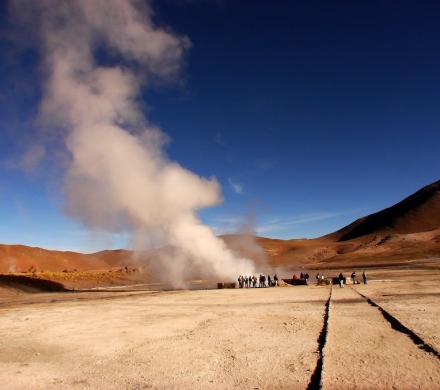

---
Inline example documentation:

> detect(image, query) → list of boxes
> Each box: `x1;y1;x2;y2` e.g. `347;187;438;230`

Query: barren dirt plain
1;264;440;389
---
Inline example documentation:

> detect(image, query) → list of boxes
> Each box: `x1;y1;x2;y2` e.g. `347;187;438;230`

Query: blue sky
1;0;440;252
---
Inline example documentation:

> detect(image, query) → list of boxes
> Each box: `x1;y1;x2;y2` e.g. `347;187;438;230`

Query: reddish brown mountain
1;179;439;273
227;179;440;268
0;244;132;273
328;180;440;241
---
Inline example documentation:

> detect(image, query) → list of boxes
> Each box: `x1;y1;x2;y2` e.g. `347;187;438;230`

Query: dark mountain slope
327;180;440;241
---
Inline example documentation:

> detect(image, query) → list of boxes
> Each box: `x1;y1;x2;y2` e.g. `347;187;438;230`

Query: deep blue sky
1;0;440;251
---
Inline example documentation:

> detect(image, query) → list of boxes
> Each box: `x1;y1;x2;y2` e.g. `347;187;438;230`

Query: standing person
262;274;266;287
305;273;309;282
316;273;320;285
274;274;279;286
363;271;368;284
300;272;304;280
351;271;356;285
268;275;272;287
259;274;263;288
338;272;345;288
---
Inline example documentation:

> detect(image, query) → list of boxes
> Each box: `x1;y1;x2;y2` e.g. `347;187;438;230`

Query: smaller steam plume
16;0;256;285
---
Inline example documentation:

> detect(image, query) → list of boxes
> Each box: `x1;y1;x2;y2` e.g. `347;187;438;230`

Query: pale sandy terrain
323;286;440;389
355;278;440;353
1;269;440;389
1;286;328;389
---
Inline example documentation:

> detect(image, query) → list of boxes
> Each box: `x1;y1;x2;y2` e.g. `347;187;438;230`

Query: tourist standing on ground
316;273;320;285
363;271;368;284
274;274;279;286
268;275;272;287
338;272;344;288
351;271;356;285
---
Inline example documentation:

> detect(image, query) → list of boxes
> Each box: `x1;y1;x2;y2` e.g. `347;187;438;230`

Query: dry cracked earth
1;269;440;389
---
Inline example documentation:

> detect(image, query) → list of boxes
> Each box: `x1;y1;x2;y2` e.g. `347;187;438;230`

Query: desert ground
1;264;440;389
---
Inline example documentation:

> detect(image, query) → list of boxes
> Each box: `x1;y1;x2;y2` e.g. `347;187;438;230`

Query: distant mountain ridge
1;179;439;273
327;180;440;241
0;244;132;273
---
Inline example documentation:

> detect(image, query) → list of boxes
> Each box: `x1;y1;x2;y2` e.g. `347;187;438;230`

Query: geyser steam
22;0;255;283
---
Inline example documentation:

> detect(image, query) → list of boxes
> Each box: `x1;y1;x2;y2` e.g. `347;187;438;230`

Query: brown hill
0;244;133;273
328;180;440;241
1;179;439;274
226;180;440;268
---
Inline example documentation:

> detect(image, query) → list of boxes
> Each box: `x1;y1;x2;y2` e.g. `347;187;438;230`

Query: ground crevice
351;287;440;360
306;286;332;390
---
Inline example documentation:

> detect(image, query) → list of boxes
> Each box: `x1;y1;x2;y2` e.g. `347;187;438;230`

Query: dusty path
322;285;440;389
0;287;329;389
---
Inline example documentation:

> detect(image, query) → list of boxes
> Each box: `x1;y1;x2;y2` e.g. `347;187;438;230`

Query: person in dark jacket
351;271;356;285
338;272;345;288
362;271;368;284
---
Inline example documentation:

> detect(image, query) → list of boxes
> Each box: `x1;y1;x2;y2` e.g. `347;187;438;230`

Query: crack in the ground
307;286;332;390
351;287;440;360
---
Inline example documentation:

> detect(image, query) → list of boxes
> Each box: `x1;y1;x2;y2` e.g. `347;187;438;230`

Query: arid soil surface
1;266;440;389
323;284;440;389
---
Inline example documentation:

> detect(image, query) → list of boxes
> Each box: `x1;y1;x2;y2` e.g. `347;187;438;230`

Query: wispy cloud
254;158;275;171
255;211;344;234
205;209;361;238
204;215;248;235
5;144;46;173
214;132;229;148
228;178;243;194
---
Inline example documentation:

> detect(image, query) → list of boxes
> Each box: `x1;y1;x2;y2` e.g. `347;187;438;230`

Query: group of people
297;272;310;280
315;273;326;284
238;274;279;288
237;270;368;289
337;271;368;288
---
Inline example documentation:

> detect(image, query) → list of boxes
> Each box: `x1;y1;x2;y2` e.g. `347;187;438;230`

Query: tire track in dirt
351;287;440;360
307;286;332;390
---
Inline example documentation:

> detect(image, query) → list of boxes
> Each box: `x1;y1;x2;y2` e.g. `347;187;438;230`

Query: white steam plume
18;0;255;284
